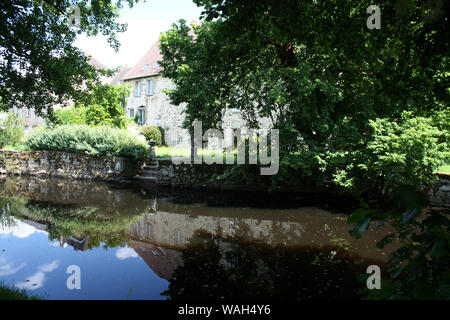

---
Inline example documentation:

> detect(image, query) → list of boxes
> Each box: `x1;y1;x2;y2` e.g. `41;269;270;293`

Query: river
0;176;397;300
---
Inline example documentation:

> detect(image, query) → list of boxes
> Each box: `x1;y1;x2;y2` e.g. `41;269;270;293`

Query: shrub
25;125;149;160
0;111;24;149
329;112;449;196
140;125;163;146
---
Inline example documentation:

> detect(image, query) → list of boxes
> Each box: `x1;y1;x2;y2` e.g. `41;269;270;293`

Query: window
146;79;154;96
142;64;150;71
153;63;159;69
174;229;182;244
134;81;141;97
135;221;140;235
25;108;31;117
145;224;152;239
138;109;146;124
176;135;183;145
128;108;134;118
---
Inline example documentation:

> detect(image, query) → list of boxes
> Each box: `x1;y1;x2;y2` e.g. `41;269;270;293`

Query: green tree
0;111;24;148
0;0;139;117
81;82;129;128
159;0;449;196
53;106;87;125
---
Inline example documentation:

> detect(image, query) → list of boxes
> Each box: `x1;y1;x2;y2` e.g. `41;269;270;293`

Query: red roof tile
122;41;163;80
110;67;132;85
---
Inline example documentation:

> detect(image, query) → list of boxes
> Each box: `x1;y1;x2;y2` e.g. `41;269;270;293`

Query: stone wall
155;158;226;187
154;158;450;207
0;150;141;182
429;173;450;208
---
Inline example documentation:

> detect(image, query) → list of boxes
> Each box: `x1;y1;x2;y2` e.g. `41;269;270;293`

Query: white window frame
134;81;141;97
138;108;146;125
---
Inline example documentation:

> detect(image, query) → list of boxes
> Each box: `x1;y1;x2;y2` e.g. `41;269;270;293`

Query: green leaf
430;240;447;259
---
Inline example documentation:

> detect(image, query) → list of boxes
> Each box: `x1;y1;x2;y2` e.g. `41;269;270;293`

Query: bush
25;125;149;160
0;111;24;149
140;126;163;146
329;112;449;196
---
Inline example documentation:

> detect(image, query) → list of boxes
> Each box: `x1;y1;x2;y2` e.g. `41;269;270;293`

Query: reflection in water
163;237;367;300
0;176;396;299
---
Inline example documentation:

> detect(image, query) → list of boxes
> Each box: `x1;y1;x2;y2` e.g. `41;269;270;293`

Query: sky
74;0;203;69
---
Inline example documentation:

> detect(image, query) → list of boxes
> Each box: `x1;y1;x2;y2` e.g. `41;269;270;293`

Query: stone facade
123;75;190;147
123;73;273;148
121;40;273;148
0;150;142;182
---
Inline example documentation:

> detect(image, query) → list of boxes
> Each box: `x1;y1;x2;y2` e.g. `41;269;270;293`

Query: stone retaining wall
155;158;225;187
429;173;450;208
0;150;141;182
155;158;450;207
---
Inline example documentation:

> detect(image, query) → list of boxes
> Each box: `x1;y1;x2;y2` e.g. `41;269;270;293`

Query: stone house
120;41;191;147
119;40;272;148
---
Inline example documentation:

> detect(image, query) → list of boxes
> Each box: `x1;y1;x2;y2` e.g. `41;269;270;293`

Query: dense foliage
0;0;139;115
53;106;88;125
159;0;449;197
159;1;449;300
53;83;129;128
349;186;449;299
0;111;24;149
25;125;149;159
140;125;163;146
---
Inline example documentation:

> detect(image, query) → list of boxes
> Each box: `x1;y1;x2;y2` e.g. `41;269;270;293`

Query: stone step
142;166;158;171
139;171;157;178
135;176;157;181
144;163;158;168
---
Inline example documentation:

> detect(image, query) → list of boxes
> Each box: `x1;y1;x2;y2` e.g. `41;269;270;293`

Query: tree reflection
0;197;146;249
162;232;371;300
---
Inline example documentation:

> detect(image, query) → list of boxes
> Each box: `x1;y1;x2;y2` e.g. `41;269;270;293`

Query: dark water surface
0;176;397;300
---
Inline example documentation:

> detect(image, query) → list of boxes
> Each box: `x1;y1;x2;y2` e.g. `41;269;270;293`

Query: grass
0;283;42;300
2;143;30;151
439;163;450;173
155;146;232;159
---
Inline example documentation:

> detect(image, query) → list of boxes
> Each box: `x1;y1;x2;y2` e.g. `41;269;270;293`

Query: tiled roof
122;41;163;81
110;67;131;85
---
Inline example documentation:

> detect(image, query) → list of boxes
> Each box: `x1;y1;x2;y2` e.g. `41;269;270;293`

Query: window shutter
135;81;141;97
147;79;154;96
